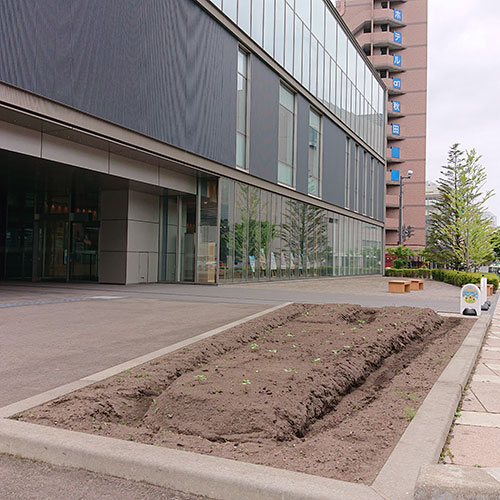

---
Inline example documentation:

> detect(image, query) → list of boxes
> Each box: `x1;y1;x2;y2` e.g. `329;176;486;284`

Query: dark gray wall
0;0;237;167
321;119;346;208
248;56;279;183
377;160;385;221
295;95;310;195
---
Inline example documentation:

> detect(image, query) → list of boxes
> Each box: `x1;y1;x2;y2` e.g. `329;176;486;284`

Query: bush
385;268;431;279
384;268;498;291
430;269;499;291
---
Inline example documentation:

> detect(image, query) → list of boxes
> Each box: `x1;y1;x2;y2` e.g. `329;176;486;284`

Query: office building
336;0;427;248
0;0;385;284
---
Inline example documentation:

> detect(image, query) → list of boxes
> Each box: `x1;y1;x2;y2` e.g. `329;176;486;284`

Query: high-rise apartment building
336;0;428;248
0;0;385;284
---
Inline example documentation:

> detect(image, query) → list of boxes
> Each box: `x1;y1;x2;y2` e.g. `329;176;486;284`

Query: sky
427;0;500;219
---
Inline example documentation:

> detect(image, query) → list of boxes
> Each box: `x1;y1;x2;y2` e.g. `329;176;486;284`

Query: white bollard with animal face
461;284;481;316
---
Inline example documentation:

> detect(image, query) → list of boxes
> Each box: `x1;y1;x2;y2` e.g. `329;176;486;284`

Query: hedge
385;268;499;291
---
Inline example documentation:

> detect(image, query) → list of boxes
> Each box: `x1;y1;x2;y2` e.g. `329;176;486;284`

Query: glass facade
208;0;385;156
219;177;382;282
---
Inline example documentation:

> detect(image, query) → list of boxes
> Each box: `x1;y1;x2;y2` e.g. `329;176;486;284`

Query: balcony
381;77;405;96
387;148;403;163
373;8;406;28
386;195;399;208
356;31;406;52
371;54;405;73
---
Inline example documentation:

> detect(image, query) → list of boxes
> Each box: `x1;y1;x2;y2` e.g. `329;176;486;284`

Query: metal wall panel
0;0;237;167
321;118;346;208
248;57;279;183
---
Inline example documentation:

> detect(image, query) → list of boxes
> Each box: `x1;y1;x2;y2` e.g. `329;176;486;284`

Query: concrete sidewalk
445;301;500;468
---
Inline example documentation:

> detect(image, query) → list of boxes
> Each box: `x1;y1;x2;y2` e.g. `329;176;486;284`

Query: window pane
278;107;294;165
302;27;310;88
263;0;275;55
325;11;336;58
223;1;237;22
238;0;251;34
284;5;294;73
311;0;324;44
279;84;295;111
275;0;285;65
238;50;247;77
296;0;310;27
251;0;264;44
237;75;247;133
278;162;293;185
293;16;302;80
236;133;247;168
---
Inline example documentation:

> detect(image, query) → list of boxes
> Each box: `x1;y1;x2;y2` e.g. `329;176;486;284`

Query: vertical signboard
391;147;400;159
393;54;402;66
392;101;401;113
393;77;401;89
393;31;402;44
392;123;400;136
394;9;402;21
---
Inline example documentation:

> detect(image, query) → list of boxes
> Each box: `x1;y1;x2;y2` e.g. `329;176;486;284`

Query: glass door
70;222;99;281
42;219;69;280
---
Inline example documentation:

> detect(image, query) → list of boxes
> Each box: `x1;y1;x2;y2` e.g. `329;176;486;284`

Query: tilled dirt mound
16;304;473;484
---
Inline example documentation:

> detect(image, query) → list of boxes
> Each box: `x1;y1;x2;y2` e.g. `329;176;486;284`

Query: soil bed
16;304;474;484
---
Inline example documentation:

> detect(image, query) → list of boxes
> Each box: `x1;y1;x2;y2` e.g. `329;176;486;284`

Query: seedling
194;375;207;382
301;329;308;333
241;379;251;385
339;333;345;336
284;368;297;373
350;327;357;331
251;343;258;350
357;319;365;324
377;328;384;333
331;349;340;355
286;333;295;337
404;407;417;421
311;358;321;363
343;345;351;350
268;349;278;353
292;344;298;349
362;336;367;341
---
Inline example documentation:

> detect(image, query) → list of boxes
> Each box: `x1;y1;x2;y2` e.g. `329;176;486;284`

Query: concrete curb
414;464;500;500
0;305;490;500
0;419;383;500
0;302;292;419
372;313;492;500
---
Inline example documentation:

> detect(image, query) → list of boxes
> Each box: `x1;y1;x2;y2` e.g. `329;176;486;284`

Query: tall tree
425;145;495;271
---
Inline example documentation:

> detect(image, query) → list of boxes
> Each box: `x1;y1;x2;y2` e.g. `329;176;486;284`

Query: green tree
426;145;495;271
387;245;415;269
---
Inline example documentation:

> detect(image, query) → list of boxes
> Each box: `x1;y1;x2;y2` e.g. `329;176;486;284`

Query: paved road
0;453;208;500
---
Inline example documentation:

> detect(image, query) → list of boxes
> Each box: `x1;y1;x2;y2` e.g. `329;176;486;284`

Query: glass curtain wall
208;0;385;156
218;177;382;282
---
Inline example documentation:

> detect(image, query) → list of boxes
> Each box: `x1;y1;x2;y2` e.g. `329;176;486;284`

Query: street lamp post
398;170;413;245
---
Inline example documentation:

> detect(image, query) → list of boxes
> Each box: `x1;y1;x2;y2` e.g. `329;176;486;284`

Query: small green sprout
339;333;345;336
343;345;351;350
194;375;207;382
331;349;340;355
405;407;417;421
251;343;258;350
362;336;367;342
286;333;295;337
241;379;251;385
377;328;384;333
311;358;321;363
268;349;278;353
292;344;298;349
284;368;297;373
350;327;357;331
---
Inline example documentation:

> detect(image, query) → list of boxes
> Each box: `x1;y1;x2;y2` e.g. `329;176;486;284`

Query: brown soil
15;304;474;484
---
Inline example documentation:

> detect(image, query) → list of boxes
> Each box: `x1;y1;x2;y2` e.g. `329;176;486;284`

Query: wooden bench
410;279;424;291
388;280;411;293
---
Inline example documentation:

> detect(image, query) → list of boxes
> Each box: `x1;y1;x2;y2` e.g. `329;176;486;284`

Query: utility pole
398;170;413;245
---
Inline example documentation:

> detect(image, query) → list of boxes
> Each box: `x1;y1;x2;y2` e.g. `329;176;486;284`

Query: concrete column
99;190;129;284
126;190;159;284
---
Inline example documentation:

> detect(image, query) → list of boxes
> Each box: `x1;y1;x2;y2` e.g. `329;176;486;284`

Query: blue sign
392;100;401;113
394;9;402;21
392;124;401;135
391;169;400;181
392;147;400;159
393;77;401;89
393;54;402;66
394;31;402;44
